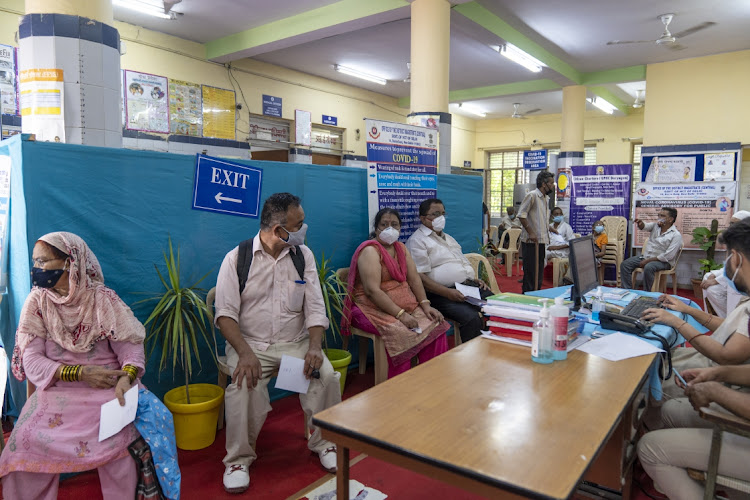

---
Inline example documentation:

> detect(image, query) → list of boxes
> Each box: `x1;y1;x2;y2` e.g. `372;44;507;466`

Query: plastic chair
206;287;309;437
685;406;750;499
630;242;683;294
497;227;522;277
336;268;389;385
464;253;500;294
489;225;498;245
599;216;627;287
551;258;569;288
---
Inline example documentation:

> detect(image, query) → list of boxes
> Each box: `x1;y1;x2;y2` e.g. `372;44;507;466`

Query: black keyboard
621;297;660;319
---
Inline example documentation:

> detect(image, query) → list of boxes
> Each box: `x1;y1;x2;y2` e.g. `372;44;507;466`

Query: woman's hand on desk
641;307;679;327
657;294;690;313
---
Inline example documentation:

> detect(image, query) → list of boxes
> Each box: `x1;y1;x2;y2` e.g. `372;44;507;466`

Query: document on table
99;384;139;442
577;332;665;361
275;354;310;394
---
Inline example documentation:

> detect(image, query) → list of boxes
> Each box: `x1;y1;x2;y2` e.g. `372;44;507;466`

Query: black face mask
31;267;65;288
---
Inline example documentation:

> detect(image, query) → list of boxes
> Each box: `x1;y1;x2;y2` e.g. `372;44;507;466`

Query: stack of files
487;317;534;341
484;292;556;312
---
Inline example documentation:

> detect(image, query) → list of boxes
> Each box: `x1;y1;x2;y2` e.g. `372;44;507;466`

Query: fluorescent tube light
334;64;387;85
494;44;544;73
453;103;486;118
113;0;173;19
587;97;617;114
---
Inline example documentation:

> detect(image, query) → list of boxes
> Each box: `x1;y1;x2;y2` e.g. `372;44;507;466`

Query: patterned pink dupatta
341;239;406;336
12;232;145;380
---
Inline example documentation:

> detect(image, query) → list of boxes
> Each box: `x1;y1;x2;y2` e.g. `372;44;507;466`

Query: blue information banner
322;115;337;126
523;149;548;170
262;95;282;117
192;155;263;218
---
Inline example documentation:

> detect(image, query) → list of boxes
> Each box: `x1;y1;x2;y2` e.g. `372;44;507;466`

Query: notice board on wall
634;143;741;249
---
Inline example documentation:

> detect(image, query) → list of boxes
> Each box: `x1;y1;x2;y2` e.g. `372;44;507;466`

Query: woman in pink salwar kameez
0;232;147;500
342;208;450;378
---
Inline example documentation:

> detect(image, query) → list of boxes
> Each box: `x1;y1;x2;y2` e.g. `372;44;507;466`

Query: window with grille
546;146;597;166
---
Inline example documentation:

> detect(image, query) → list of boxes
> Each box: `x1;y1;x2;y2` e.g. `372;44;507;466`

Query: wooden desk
313;337;655;499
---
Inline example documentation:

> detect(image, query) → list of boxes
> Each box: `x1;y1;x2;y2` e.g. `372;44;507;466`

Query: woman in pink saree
0;232;146;500
342;208;449;378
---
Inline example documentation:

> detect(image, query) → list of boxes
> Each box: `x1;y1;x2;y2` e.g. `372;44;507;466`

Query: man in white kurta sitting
702;210;750;317
545;207;575;262
214;192;341;494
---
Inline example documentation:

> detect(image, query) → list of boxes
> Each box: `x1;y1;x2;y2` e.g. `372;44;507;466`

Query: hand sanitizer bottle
591;286;605;322
532;299;553;364
550;295;570;361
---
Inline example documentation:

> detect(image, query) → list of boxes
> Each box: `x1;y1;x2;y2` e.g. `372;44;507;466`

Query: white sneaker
319;446;337;473
223;464;250;494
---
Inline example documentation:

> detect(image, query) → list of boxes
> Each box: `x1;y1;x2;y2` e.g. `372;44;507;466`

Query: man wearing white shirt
546;206;575;261
407;198;493;343
621;207;683;290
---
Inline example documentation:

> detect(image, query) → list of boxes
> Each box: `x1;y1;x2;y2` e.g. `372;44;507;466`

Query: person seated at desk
640;219;750;399
406;198;494;343
342;208;449;379
702;210;750;317
621;207;682;291
638;364;750;500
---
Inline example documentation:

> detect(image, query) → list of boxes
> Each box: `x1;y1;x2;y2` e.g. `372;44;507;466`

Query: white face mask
431;215;446;232
378;226;400;245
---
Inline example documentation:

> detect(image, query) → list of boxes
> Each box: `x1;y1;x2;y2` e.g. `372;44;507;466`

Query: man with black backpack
213;192;341;494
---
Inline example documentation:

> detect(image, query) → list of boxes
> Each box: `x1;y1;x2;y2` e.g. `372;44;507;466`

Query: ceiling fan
632;89;644;109
607;13;715;51
511;103;540;119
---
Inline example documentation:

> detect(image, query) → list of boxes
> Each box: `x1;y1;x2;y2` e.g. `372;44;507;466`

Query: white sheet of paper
576;332;665;361
99;384;139;442
274;355;311;394
455;282;481;300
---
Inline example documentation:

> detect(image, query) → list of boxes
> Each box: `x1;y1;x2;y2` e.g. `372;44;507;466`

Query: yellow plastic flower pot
325;348;352;395
163;383;224;450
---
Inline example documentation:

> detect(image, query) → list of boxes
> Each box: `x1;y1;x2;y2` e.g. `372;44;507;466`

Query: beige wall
474;111;644;168
644;50;750;146
0;5;475;163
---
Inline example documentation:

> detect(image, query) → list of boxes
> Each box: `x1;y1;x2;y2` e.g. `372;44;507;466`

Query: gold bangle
123;364;138;383
395;308;406;319
420;299;431;305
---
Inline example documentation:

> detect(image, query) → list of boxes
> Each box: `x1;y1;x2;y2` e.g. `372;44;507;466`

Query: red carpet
4;262;698;499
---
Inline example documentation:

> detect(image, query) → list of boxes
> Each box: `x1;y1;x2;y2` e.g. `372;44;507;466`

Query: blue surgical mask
724;254;747;296
552;215;564;224
280;223;308;247
509;214;516;220
31;267;66;288
594;225;604;234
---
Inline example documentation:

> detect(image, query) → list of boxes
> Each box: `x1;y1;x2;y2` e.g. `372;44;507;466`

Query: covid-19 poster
569;164;632;236
365;119;438;240
633;182;736;249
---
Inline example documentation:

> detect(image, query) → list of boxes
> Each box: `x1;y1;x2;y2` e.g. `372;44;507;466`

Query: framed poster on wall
124;70;169;133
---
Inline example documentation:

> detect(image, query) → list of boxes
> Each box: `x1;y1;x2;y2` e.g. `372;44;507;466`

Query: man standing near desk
407;198;493;343
621;207;682;291
518;171;555;292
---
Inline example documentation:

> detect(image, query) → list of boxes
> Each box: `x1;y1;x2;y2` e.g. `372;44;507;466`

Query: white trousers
638;398;750;500
222;338;342;467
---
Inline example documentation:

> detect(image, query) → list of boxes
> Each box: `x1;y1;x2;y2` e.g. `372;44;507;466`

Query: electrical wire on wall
225;65;250;135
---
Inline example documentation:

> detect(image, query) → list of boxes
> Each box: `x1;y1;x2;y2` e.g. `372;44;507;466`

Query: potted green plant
690;219;723;299
317;251;352;394
139;237;222;450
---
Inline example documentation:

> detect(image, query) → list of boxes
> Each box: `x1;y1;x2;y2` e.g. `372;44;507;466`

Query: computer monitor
568;235;600;310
